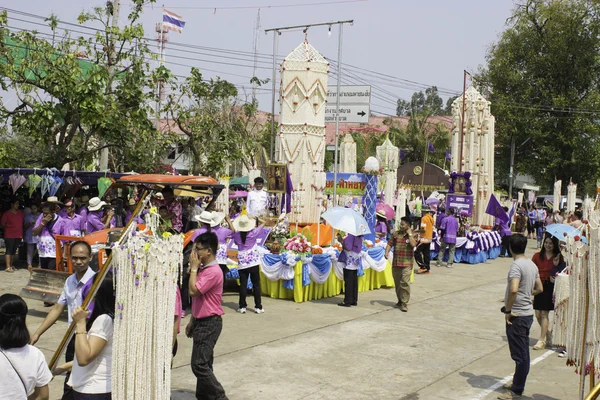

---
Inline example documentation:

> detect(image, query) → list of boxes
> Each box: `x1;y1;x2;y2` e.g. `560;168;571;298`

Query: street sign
325;85;371;123
324;105;370;123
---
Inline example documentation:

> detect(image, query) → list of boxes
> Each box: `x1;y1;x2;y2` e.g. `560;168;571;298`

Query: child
159;206;173;235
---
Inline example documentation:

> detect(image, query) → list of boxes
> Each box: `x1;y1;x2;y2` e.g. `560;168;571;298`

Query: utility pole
251;9;261;100
100;0;120;171
508;136;531;200
155;13;168;133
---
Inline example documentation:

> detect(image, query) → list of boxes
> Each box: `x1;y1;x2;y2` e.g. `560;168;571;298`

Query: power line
156;0;367;10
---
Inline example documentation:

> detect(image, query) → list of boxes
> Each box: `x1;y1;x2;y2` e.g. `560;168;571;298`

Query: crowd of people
0;177;588;399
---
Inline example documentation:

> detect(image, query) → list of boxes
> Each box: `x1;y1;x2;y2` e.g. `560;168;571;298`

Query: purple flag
445;149;451;160
427;142;435;153
485;194;508;223
281;168;293;214
399;149;405;161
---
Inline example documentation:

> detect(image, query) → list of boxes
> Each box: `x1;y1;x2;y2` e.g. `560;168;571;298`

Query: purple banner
447;194;473;217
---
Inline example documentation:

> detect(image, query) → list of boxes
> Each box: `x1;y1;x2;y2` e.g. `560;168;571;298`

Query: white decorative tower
451;87;496;226
276;40;329;224
376;135;399;205
340;133;357;173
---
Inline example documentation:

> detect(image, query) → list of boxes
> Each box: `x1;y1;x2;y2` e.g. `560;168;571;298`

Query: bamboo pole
48;189;150;371
580;284;590;400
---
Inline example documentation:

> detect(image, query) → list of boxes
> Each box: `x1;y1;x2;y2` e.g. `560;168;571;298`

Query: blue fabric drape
367;246;385;261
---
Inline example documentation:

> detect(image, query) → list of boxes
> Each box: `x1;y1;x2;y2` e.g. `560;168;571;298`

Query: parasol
41;174;54;197
97;177;113;199
376;202;395;220
321;206;371;236
28;173;42;197
545;223;588;244
48;176;63;197
8;172;26;194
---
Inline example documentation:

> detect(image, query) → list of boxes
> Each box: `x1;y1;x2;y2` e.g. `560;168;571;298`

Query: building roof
156;113;454;145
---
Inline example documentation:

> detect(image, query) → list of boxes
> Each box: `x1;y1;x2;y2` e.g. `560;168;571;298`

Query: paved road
1;241;579;399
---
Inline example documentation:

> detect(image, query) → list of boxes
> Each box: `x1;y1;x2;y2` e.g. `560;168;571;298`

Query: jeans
238;266;262;309
438;241;456;265
191;316;228;400
343;268;358;305
26;243;37;266
506;315;534;395
501;235;511;257
414;242;431;270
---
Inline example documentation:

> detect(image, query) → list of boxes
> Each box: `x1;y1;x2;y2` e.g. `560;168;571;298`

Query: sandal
533;340;546;350
4;267;14;273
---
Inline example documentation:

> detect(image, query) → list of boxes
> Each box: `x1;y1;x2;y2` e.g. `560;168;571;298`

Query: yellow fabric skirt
259;260;412;303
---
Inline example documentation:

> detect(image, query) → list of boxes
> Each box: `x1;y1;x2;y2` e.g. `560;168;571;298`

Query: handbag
0;349;28;396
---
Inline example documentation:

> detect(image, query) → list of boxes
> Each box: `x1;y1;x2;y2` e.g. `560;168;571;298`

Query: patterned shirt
161;199;183;232
388;232;414;268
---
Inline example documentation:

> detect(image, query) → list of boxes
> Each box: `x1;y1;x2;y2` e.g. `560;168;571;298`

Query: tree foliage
477;0;600;194
164;69;265;177
396;86;445;117
0;1;166;171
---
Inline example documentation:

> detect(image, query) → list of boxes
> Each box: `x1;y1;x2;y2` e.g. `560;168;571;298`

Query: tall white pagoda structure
451;87;496;226
275;40;329;224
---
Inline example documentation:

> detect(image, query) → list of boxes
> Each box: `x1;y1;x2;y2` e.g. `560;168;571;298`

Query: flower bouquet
284;233;312;254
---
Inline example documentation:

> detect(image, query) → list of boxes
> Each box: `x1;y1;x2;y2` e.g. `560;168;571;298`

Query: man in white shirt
30;240;96;400
246;177;269;217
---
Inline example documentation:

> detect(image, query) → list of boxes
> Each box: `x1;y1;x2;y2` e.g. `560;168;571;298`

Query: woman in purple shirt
191;211;234;263
337;233;364;307
86;197;112;234
232;214;265;314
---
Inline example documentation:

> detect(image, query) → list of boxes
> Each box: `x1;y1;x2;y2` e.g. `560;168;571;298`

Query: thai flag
163;9;186;33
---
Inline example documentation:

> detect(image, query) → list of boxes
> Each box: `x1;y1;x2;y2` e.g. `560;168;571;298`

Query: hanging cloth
41;174;54;197
28;174;42;197
48;176;63;197
97;177;113;199
8;172;27;194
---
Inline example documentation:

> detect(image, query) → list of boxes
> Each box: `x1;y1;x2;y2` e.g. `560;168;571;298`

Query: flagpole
421;143;428;199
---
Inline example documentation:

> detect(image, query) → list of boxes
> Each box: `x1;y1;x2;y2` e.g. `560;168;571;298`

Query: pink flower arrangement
284;233;312;254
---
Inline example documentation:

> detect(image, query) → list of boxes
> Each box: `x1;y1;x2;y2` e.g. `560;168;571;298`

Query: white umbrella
321;206;371;236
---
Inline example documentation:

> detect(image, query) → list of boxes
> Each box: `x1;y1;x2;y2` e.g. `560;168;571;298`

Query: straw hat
232;214;256;232
211;211;226;227
376;210;387;219
45;196;63;206
128;198;136;206
88;197;107;212
194;211;213;225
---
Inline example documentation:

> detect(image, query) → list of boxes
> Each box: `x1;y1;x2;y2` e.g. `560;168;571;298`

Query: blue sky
2;0;515;114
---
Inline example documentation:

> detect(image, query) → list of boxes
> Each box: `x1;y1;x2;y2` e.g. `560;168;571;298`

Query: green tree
396;86;444;117
477;0;600;194
0;2;166;171
444;95;459;115
164;70;263;177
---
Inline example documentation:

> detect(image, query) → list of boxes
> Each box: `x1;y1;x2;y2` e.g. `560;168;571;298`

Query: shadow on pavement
369;299;396;307
460;371;503;389
171;389;196;399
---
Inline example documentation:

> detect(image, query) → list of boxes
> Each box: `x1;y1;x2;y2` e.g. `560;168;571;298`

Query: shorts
4;238;22;255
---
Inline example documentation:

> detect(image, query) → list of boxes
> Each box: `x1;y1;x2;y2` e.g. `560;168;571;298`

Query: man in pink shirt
186;232;228;400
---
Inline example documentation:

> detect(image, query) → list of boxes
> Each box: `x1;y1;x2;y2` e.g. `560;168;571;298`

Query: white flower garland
111;203;183;400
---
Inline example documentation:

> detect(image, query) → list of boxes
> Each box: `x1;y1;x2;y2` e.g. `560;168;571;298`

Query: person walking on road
385;217;417;312
498;234;543;400
337;232;364;307
30;241;96;400
437;208;459;268
186;232;228;400
415;205;434;274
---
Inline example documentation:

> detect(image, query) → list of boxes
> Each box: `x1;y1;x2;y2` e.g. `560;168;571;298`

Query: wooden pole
48;189;150;370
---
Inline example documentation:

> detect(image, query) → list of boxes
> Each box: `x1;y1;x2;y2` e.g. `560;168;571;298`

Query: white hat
194;211;213;225
45;196;63;206
232;214;256;232
88;197;107;212
210;212;225;227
